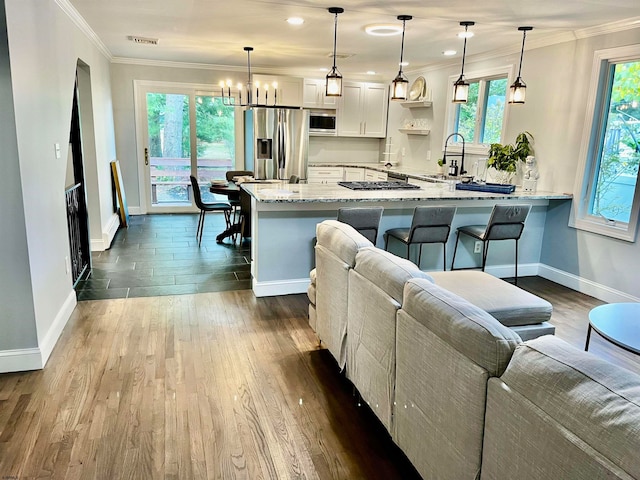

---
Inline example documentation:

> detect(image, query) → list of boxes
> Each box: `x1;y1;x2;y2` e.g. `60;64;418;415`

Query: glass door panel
146;92;191;206
195;95;236;202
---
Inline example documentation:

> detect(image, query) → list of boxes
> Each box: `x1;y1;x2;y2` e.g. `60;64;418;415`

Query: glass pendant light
452;21;475;103
508;26;533;104
391;15;412;101
326;7;344;97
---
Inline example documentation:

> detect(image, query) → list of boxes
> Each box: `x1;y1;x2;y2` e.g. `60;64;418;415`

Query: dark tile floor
76;213;251;300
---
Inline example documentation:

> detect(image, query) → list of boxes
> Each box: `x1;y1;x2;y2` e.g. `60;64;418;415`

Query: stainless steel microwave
309;111;337;135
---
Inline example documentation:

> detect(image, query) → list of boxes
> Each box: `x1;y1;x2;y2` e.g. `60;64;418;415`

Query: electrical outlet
426;151;431;161
474;241;483;254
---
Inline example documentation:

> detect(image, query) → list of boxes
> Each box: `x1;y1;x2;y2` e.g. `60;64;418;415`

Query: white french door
134;81;242;213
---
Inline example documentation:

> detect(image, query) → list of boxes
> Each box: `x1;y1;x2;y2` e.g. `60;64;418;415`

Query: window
574;46;640;241
445;67;512;153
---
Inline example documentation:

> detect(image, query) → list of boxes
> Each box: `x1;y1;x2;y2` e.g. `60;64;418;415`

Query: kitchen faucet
443;133;466;176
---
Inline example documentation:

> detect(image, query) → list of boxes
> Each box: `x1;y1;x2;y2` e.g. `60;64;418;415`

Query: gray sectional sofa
308;220;640;480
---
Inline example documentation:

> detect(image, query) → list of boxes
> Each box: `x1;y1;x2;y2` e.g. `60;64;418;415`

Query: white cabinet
252;74;303;107
303;78;337;109
364;169;388;181
307;166;344;184
343;167;365;181
338;82;389;138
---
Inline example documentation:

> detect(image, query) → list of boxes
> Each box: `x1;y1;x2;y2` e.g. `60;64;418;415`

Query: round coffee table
585;303;640;355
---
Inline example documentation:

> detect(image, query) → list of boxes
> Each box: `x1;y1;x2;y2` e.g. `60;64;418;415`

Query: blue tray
455;182;516;194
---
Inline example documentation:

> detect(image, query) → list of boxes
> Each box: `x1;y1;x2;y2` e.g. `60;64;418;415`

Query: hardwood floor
1;278;638;479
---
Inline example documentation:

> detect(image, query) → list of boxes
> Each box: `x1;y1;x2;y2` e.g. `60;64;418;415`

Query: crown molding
574;16;640;39
54;0;112;60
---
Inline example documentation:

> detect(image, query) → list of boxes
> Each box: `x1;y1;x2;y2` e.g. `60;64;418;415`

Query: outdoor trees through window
453;76;507;147
589;60;640;223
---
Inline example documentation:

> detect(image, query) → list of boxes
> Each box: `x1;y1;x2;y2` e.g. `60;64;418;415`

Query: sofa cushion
401;278;522;376
393;278;521;480
316;220;373;268
315;220;373;369
482;335;640;479
354;247;433;303
429;270;552;327
308;268;317;305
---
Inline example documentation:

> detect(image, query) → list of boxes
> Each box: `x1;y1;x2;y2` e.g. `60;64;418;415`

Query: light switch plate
54;143;61;159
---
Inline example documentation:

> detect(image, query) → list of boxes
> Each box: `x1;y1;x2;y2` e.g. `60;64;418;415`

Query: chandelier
220;47;280;107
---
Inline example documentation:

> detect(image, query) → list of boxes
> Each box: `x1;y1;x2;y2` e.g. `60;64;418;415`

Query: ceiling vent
327;52;354;59
127;35;159;46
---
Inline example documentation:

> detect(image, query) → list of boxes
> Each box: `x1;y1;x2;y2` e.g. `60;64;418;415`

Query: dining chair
451;204;531;284
225;170;254;222
384;205;456;270
190;176;232;247
337;207;384;245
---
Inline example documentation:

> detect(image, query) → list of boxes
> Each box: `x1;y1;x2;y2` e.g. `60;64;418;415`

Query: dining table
209;181;248;243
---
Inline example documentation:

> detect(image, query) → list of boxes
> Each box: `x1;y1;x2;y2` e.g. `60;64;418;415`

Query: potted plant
487;132;534;184
436;158;445;175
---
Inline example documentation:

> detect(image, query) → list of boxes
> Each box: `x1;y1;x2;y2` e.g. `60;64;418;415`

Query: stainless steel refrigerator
244;108;309;180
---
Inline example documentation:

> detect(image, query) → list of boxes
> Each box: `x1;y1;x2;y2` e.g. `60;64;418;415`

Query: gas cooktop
338;181;421;190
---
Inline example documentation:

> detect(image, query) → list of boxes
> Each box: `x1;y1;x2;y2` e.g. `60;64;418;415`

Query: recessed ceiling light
366;71;376;75
365;24;403;36
287;17;304;25
458;31;474;38
318;67;328;71
443;50;457;56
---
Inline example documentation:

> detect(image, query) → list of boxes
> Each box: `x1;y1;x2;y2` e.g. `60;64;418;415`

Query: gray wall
0;0;37;349
110;63;241;209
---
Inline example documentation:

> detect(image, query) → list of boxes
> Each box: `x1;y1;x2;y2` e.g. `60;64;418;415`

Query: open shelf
400;100;433;108
398;128;430;135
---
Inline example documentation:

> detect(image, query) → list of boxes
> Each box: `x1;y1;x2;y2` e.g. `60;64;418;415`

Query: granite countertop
241;181;573;204
309;163;439;180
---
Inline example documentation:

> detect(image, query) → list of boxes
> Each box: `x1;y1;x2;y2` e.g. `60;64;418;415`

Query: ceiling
68;0;640;78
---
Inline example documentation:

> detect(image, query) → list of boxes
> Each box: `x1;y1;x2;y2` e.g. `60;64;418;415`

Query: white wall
387;27;640;300
309;136;383;165
0;1;37;352
3;0;117;369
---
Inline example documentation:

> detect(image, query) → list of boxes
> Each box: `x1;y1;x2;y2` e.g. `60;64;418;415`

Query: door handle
144;147;149;166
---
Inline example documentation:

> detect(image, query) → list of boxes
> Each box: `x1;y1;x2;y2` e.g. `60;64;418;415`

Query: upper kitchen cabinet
253;74;303;107
338;82;388;138
303;79;337;109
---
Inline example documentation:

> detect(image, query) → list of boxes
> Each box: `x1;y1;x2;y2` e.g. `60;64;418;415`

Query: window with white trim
445;66;512;154
574;45;640;242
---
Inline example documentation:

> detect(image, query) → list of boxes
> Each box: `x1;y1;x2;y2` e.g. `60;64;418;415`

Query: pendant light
508;26;533;104
452;21;475;103
391;15;412;101
326;7;344;97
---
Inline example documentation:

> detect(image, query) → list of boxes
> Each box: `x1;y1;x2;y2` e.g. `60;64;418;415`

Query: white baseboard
253;278;310;297
128;206;142;215
482;263;540;279
538;264;640;303
39;290;77;368
90;213;121;251
0;348;42;373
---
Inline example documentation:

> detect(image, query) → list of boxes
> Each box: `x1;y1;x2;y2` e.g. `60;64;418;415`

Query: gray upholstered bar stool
336;207;384;245
384;205;457;270
451;204;531;285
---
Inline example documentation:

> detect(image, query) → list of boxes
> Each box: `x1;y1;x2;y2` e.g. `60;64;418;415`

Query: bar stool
451;204;531;285
336;207;384;245
384;205;456;270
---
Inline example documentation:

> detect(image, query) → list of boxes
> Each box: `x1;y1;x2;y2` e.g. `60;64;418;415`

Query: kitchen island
241;181;572;297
